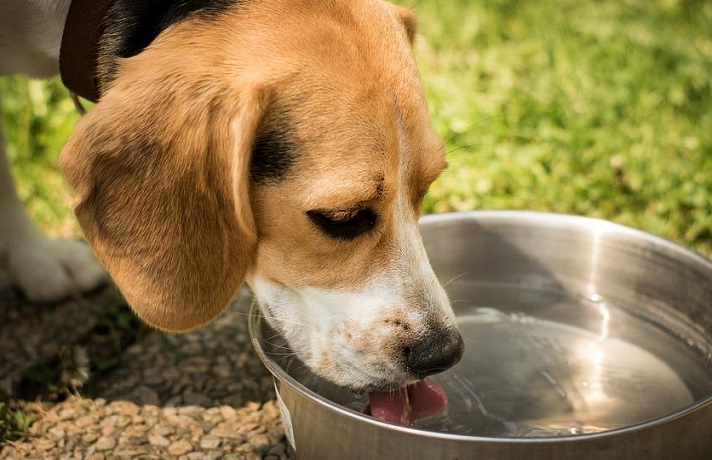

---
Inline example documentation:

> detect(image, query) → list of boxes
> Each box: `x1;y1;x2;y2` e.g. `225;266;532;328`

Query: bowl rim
420;210;712;270
249;210;712;443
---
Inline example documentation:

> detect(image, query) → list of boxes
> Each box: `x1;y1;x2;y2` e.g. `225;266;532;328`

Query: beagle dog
0;0;463;393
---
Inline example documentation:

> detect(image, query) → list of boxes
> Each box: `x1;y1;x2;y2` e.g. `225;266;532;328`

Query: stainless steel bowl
250;211;712;459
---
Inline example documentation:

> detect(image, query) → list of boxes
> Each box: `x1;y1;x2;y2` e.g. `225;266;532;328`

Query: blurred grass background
1;0;711;256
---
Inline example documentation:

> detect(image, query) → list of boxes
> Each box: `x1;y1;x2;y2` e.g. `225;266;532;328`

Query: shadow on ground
0;270;288;459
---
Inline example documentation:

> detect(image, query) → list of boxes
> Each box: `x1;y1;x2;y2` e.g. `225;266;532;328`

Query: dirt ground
0;269;289;459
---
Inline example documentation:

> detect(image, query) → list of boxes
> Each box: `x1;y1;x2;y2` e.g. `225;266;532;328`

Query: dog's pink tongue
365;379;448;424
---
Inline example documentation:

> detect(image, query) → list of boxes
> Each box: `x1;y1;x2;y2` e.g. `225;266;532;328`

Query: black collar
60;0;112;102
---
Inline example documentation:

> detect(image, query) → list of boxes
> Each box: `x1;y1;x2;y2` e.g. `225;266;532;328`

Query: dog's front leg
0;91;107;302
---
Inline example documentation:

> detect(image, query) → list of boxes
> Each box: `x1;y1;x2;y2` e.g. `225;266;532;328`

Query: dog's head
60;0;463;391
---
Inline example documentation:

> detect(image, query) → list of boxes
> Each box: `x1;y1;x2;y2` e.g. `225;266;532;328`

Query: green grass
1;77;82;237
413;0;712;256
1;0;711;256
0;389;35;443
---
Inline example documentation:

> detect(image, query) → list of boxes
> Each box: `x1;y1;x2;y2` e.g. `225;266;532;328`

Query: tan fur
60;19;269;331
60;0;445;336
246;1;445;294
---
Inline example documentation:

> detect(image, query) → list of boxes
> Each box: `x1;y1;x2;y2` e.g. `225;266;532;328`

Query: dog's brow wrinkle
312;176;386;210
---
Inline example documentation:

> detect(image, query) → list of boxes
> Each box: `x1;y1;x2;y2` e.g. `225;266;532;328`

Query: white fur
249;272;453;390
0;0;107;301
248;180;456;391
0;0;71;78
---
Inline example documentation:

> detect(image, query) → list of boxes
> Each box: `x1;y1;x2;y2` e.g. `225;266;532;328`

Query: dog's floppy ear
395;5;417;44
60;64;265;332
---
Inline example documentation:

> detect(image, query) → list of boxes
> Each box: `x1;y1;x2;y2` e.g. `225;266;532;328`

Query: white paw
7;238;108;302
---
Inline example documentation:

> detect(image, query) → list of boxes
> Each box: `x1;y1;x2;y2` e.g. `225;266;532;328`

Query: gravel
0;273;290;459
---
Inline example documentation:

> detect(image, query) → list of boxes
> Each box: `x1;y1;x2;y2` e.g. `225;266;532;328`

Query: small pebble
148;434;171;447
94;436;117;451
82;432;99;444
167;439;193;456
48;427;65;439
200;436;222;449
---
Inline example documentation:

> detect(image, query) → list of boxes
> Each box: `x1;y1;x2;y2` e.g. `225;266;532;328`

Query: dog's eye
306;208;377;240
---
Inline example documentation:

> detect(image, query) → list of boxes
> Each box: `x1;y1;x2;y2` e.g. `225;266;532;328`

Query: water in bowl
267;282;712;438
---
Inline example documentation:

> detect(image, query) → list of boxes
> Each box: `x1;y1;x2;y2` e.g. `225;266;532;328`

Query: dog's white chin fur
248;272;456;391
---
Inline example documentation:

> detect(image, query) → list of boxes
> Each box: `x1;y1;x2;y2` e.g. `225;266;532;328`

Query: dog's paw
7;238;108;302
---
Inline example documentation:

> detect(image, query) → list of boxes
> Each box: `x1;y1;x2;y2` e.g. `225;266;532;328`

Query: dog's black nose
404;328;464;378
